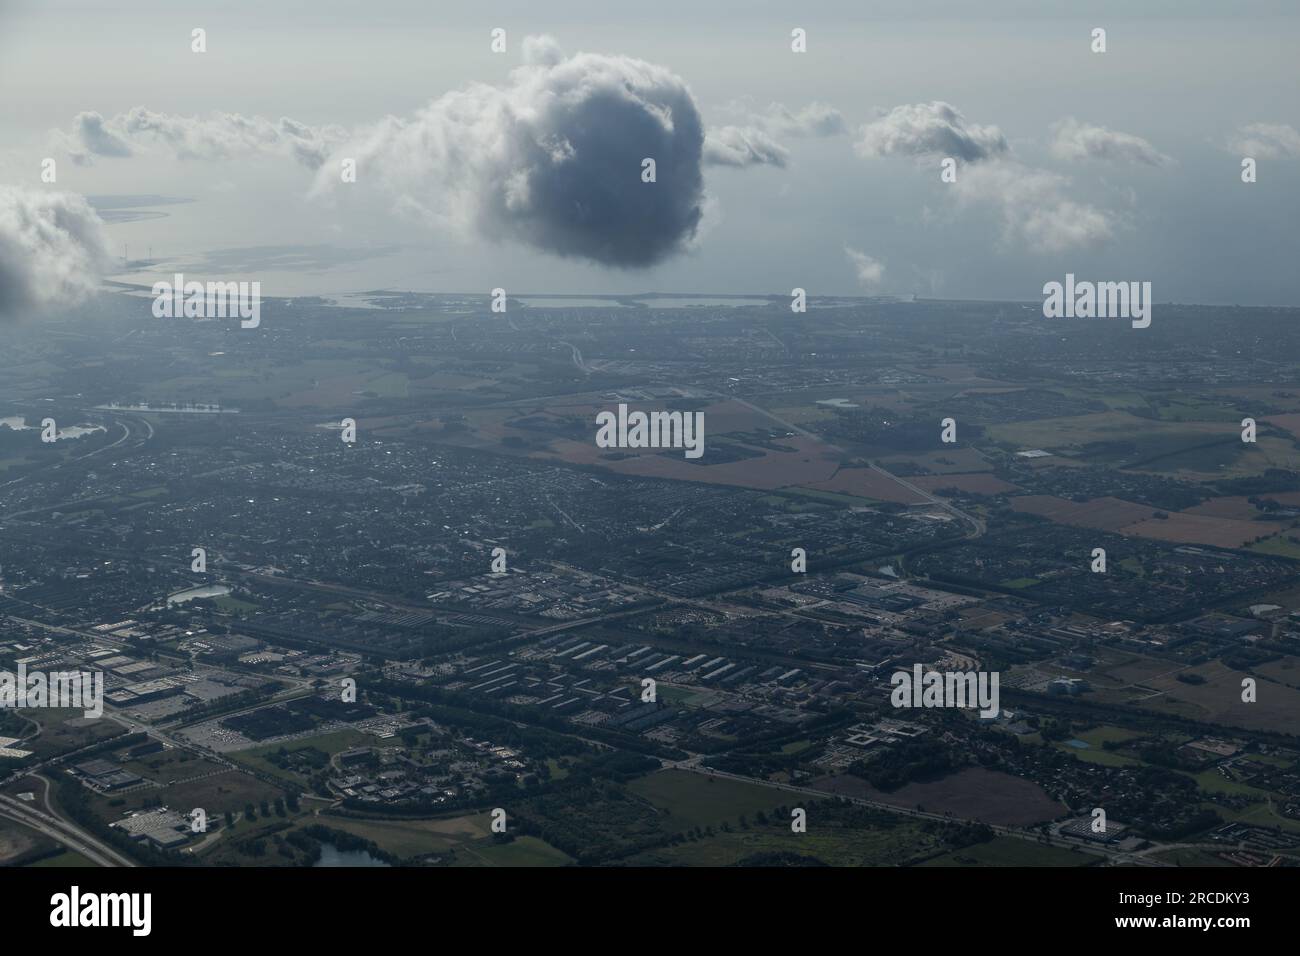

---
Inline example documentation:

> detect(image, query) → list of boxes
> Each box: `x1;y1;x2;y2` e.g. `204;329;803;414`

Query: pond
165;584;231;606
313;842;392;867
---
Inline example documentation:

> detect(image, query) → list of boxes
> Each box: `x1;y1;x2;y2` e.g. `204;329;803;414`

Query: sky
1;0;1298;306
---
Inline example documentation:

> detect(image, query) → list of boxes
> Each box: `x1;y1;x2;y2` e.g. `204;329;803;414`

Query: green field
1200;797;1300;833
457;835;572;867
1195;768;1271;798
229;729;373;785
291;812;573;866
28;849;96;867
1053;741;1139;767
1242;753;1294;768
627;770;791;829
779;487;878;507
1149;397;1242;423
984;412;1291;477
1000;577;1041;589
213;594;260;613
1077;726;1145;746
92;763;287;831
630;819;942;867
921;836;1095;867
291;811;491;858
1050;726;1145;767
1150;847;1235;867
363;372;410;398
1249;534;1300;561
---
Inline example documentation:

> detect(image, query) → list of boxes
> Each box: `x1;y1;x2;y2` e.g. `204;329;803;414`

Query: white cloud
55;111;133;166
855;101;1008;163
0;186;108;319
703;126;789;168
700;101;842;168
853;101;1116;253
844;247;885;289
521;34;565;68
53;107;347;169
1049;118;1172;166
954;161;1113;253
1228;122;1300;159
761;102;846;138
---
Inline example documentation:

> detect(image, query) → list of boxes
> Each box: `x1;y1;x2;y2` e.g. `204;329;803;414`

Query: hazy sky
2;0;1298;304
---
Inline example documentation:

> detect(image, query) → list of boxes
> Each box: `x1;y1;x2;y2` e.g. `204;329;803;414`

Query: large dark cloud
316;36;708;267
0;186;107;320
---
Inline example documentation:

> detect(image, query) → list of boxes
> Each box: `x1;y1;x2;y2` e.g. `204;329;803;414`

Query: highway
0;787;135;868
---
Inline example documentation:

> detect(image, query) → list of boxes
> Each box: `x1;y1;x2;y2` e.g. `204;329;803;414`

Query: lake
313;842;391;867
166;584;231;606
